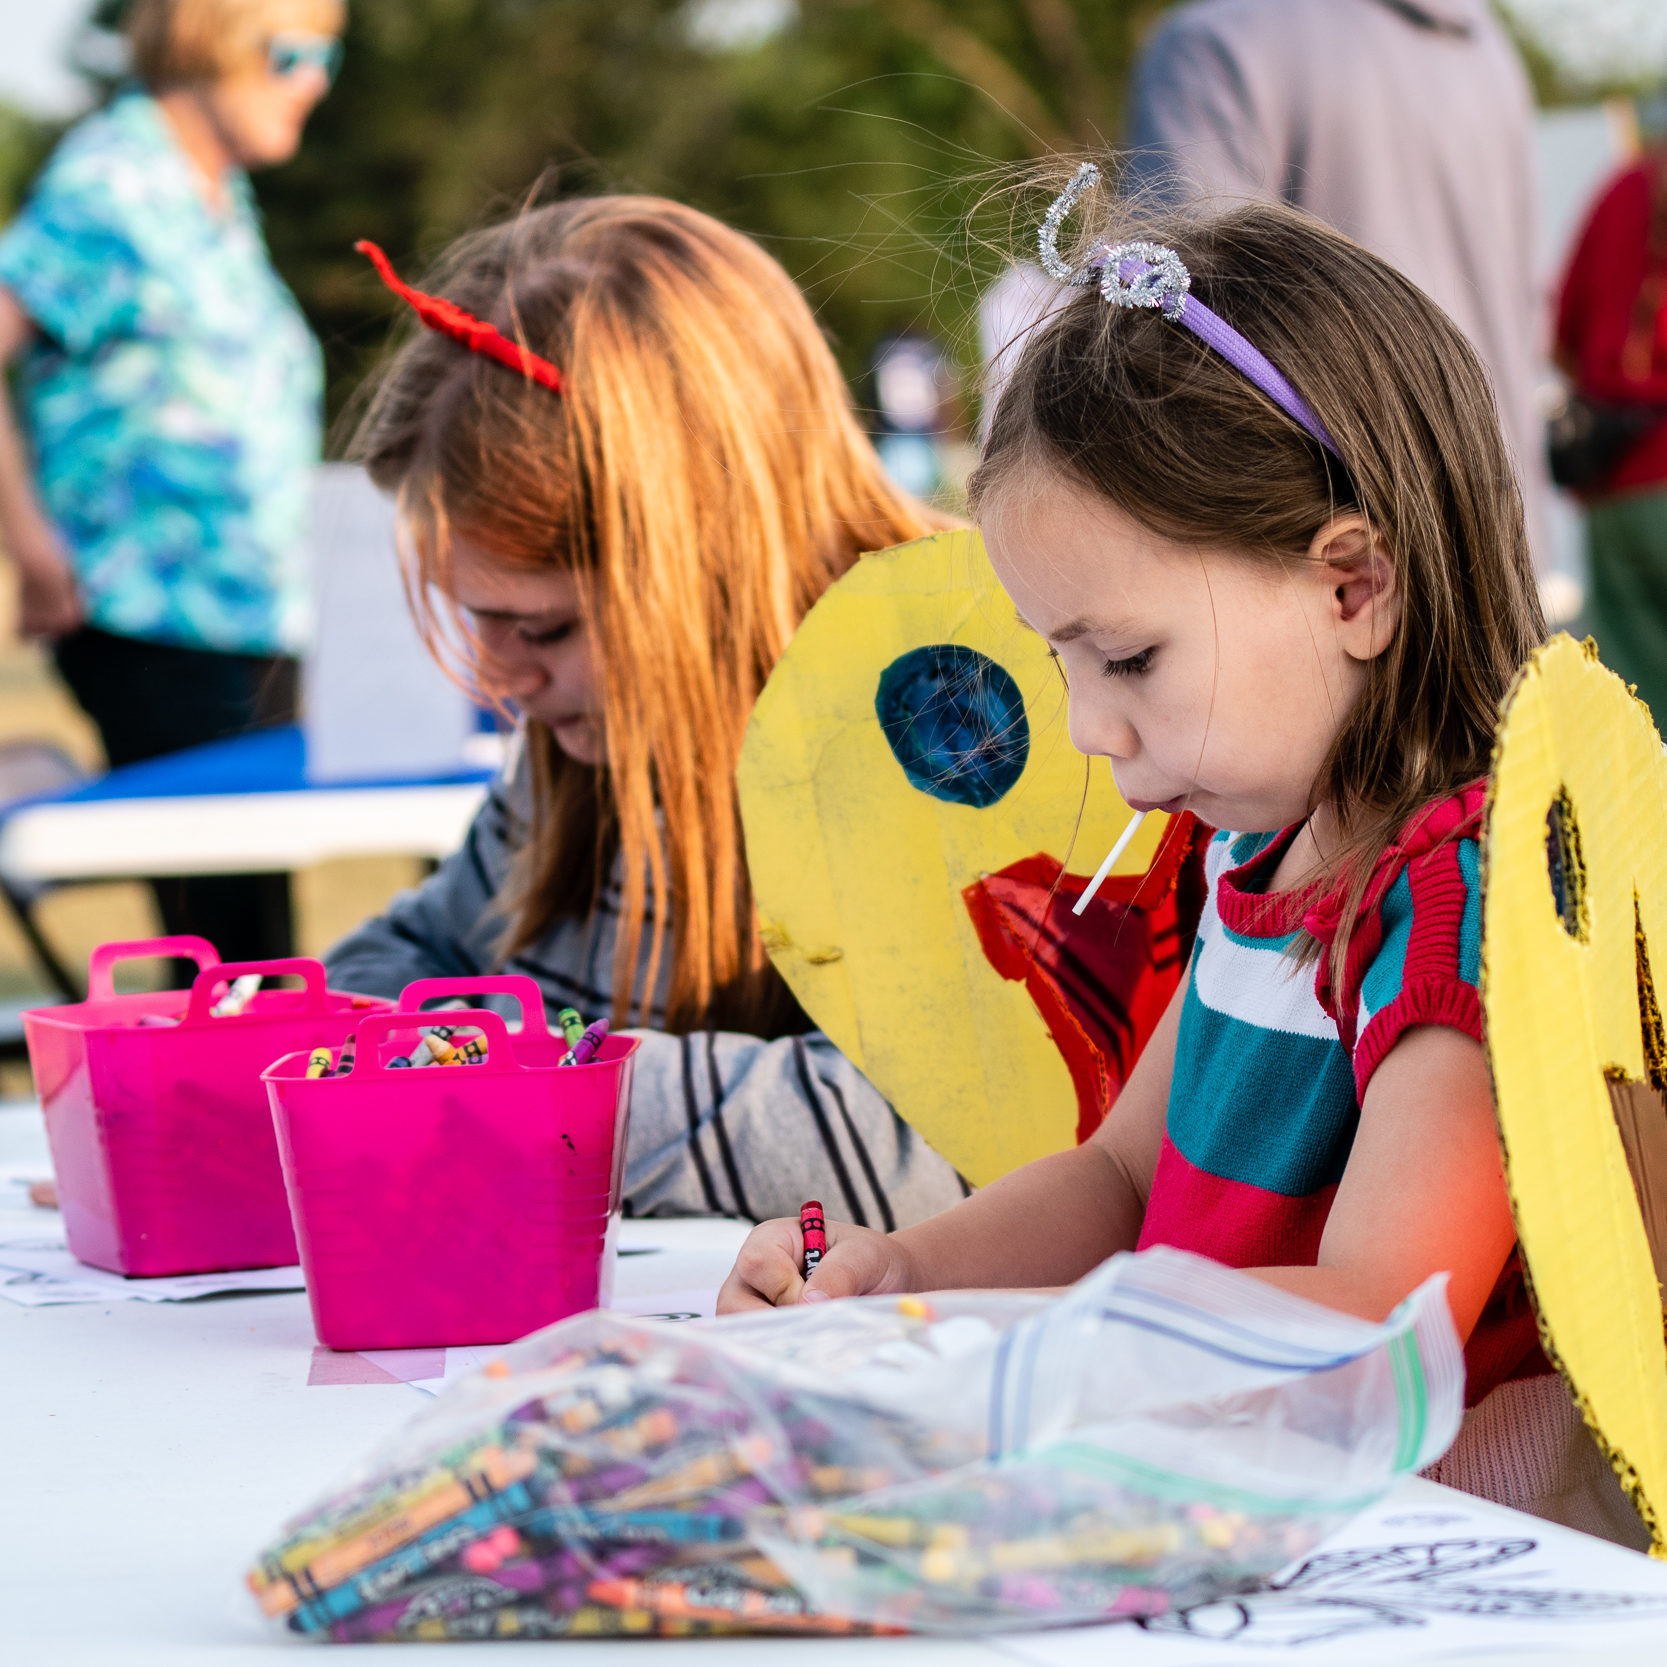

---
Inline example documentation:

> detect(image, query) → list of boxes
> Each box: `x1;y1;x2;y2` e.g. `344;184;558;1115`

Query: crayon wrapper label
257;1447;537;1614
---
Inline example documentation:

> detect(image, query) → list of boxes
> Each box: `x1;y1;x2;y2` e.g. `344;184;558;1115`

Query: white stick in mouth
1072;808;1147;917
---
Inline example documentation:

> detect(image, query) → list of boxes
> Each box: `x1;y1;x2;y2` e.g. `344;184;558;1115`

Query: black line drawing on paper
1141;1538;1667;1648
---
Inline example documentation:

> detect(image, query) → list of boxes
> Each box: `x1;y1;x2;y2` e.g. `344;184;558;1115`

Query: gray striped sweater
324;742;967;1225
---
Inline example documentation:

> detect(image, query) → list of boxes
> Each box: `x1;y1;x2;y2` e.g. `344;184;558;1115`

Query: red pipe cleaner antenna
355;239;565;395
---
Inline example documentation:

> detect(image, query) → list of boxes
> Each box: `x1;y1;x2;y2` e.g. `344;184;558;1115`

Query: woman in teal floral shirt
0;0;340;961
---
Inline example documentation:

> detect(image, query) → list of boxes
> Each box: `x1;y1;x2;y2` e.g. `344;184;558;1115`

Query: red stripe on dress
1304;782;1488;1039
1137;1136;1335;1266
1138;1134;1548;1406
1349;835;1482;1092
1404;836;1466;984
1352;981;1485;1101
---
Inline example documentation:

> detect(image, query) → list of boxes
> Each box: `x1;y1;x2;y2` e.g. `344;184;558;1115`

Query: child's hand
716;1215;917;1312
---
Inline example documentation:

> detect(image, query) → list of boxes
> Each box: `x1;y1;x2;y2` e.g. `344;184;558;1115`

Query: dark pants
53;626;300;969
1586;487;1667;727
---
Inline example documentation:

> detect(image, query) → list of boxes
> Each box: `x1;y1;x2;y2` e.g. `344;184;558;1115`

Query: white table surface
0;781;488;881
3;1101;1665;1666
0;1102;996;1665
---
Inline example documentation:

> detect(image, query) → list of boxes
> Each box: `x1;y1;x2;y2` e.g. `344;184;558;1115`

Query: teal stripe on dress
1458;840;1482;987
1168;981;1360;1196
1357;840;1483;1037
1359;871;1415;1031
1220;921;1301;952
1228;830;1280;867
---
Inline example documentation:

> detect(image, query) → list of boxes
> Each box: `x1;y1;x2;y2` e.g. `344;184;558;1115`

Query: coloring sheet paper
389;1293;717;1398
301;1218;750;1394
0;1227;304;1305
304;1292;722;1399
993;1478;1667;1666
606;1284;717;1322
0;1160;48;1207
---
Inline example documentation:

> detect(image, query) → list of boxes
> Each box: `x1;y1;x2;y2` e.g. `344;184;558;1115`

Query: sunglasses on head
266;32;343;84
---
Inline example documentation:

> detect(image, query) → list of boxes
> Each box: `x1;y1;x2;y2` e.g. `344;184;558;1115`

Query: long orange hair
352;196;953;1032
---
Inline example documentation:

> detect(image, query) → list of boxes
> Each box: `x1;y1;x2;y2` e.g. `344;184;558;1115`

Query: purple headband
1038;163;1340;457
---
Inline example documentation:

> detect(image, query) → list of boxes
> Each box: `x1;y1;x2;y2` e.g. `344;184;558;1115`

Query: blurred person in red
1555;97;1667;720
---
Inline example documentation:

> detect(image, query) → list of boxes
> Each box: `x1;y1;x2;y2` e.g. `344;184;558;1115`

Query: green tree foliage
0;105;56;226
19;2;1172;424
245;0;1175;428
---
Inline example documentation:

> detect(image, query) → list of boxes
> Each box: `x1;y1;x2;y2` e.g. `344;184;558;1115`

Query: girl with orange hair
326;196;968;1223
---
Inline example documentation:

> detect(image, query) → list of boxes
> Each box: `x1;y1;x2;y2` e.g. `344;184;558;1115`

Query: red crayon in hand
799;1200;826;1276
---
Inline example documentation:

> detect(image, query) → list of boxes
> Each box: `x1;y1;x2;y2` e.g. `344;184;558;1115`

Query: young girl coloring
722;169;1645;1546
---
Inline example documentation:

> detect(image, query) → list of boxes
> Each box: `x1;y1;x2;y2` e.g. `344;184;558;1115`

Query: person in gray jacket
328;734;968;1225
326;195;968;1226
1125;0;1552;586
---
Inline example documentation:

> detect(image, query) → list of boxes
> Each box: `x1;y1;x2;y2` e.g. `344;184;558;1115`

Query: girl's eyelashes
1101;646;1156;679
466;609;574;648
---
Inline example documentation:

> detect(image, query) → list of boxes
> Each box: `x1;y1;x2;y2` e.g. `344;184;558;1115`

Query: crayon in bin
212;973;263;1017
413;1034;454;1066
560;1017;609;1067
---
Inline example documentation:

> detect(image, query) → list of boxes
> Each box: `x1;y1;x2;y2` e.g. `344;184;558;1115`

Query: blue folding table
0;725;493;997
0;725;493;883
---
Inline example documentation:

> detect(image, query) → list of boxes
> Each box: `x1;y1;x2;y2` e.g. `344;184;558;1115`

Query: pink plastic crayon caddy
264;975;637;1351
23;937;392;1278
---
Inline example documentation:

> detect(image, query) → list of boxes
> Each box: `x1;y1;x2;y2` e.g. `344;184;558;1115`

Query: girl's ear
1311;513;1399;661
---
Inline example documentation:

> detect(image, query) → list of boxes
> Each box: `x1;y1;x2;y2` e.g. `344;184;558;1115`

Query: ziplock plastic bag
248;1246;1462;1639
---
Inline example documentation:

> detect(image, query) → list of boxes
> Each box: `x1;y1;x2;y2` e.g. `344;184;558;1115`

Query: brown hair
971;179;1545;985
126;0;342;89
353;195;952;1032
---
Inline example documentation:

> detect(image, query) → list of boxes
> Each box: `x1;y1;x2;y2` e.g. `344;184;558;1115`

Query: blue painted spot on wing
874;644;1029;808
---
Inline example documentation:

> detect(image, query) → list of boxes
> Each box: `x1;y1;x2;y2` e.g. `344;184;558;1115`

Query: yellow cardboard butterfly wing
739;529;1181;1187
1484;632;1667;1552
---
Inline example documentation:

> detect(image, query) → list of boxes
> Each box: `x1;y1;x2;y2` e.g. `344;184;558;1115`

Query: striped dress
1136;784;1547;1406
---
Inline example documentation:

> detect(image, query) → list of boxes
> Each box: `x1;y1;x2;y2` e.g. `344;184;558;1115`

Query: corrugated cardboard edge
1479;634;1666;1557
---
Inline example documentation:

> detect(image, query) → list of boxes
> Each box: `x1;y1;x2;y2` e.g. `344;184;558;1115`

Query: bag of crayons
248;1246;1462;1639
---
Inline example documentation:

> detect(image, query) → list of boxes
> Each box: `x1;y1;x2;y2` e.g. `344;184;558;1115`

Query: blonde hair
973;181;1545;990
353;196;953;1033
126;0;343;88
